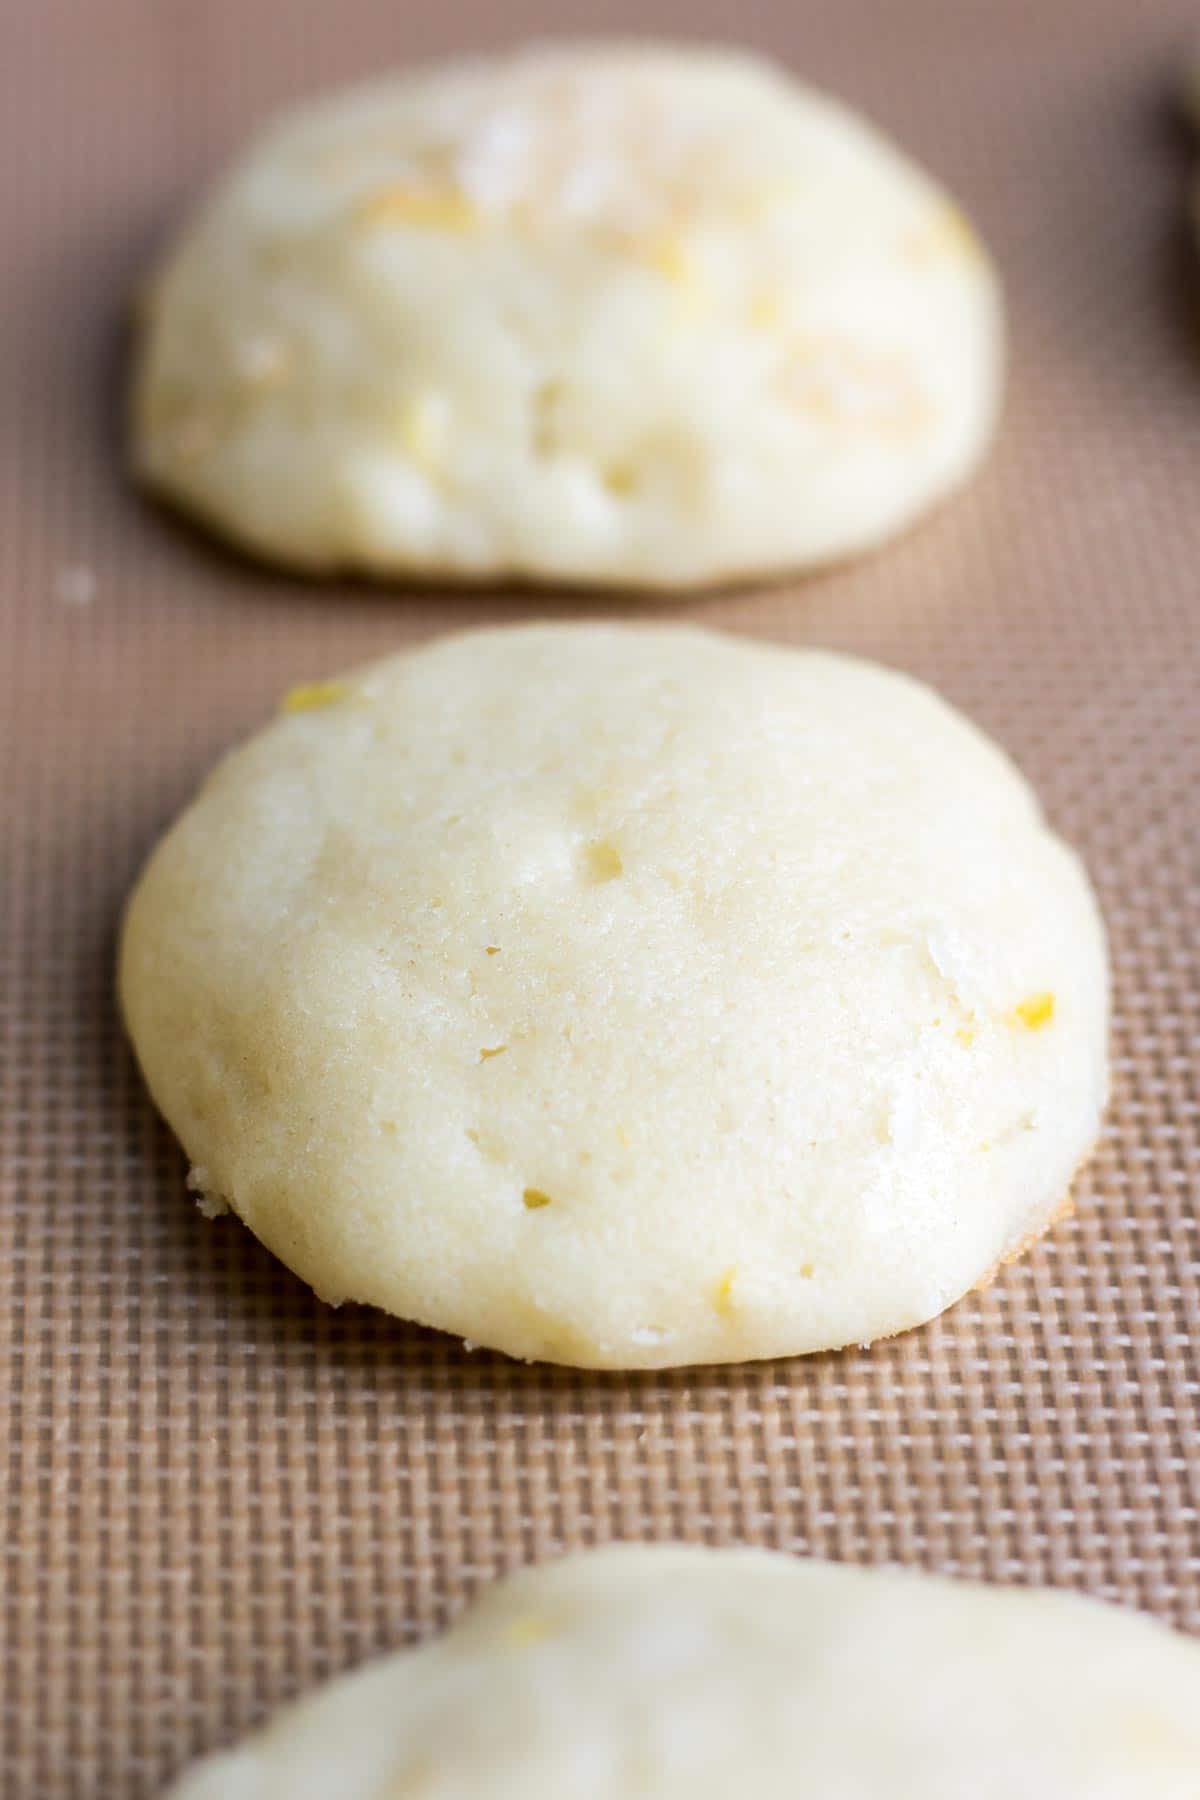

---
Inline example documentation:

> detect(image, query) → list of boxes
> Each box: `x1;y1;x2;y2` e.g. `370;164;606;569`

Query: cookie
120;625;1107;1367
168;1546;1200;1796
130;43;1002;587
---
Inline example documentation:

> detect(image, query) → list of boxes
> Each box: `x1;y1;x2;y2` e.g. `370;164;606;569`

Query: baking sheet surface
2;0;1198;1790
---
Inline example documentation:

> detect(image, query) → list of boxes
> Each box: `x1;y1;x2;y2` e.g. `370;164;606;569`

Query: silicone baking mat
3;0;1199;1791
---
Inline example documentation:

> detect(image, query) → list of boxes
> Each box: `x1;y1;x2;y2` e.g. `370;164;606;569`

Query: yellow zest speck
522;1187;553;1210
397;392;448;470
280;680;349;714
902;201;982;265
1011;992;1055;1031
503;1612;556;1649
602;462;638;498
956;1025;976;1048
748;287;782;331
644;233;690;284
798;1262;815;1280
585;840;623;882
356;185;477;233
637;233;705;320
480;1045;507;1062
713;1266;737;1317
651;234;708;322
485;945;501;956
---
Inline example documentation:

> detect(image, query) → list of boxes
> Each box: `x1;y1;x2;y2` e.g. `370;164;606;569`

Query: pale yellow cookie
130;43;1002;587
120;625;1108;1368
168;1547;1200;1797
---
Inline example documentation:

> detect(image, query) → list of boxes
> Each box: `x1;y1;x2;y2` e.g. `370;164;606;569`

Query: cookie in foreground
130;42;1002;588
120;625;1108;1367
166;1545;1200;1796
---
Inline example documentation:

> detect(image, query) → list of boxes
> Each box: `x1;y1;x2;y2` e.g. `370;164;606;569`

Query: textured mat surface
2;0;1198;1791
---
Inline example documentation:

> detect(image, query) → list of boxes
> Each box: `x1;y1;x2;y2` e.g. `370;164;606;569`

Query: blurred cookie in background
130;43;1003;590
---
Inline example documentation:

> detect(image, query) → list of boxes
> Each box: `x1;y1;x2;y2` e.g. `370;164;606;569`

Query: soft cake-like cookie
168;1547;1200;1797
130;43;1002;587
120;625;1108;1368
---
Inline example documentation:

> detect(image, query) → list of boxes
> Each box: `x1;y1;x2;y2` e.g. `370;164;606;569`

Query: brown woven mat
3;0;1199;1792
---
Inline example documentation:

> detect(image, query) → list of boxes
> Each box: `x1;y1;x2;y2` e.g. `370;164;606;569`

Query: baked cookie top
120;625;1108;1368
170;1546;1200;1797
131;43;1002;586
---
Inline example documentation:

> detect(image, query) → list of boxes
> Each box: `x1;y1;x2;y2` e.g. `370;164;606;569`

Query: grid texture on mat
2;0;1199;1792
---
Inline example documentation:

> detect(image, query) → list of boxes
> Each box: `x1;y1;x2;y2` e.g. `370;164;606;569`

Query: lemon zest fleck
504;1612;556;1648
639;234;706;319
479;1046;507;1062
522;1187;553;1211
1011;992;1055;1031
602;463;638;498
585;840;623;882
357;185;476;232
280;681;349;714
902;202;982;265
748;287;782;331
644;233;691;284
713;1266;737;1316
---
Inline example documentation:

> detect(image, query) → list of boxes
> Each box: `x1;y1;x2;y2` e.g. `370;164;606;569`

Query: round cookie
130;43;1002;588
168;1547;1200;1797
120;625;1108;1368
